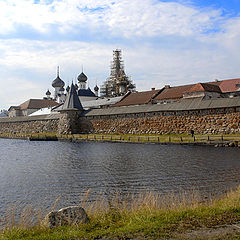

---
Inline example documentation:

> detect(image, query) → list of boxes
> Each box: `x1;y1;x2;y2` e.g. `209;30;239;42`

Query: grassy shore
0;132;240;146
1;187;240;240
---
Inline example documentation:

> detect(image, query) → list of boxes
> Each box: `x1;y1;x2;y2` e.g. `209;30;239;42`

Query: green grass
1;187;240;240
0;132;240;145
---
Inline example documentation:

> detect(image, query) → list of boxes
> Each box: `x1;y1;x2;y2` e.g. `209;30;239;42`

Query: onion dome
59;86;65;92
77;72;88;82
52;67;65;88
128;83;135;89
94;85;99;91
75;84;79;90
66;85;70;92
46;89;51;96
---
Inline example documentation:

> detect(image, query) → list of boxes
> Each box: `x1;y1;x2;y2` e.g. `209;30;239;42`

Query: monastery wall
0;103;239;135
85;110;240;135
0;114;59;134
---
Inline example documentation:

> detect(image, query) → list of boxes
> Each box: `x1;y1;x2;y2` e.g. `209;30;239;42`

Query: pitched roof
153;84;195;100
185;83;222;94
62;83;84;111
114;89;162;107
78;88;96;97
216;78;240;93
18;99;59;110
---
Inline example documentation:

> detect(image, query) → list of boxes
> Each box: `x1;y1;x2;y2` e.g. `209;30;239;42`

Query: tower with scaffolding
100;49;136;97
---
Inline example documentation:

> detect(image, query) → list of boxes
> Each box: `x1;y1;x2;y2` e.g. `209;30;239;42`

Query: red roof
19;99;59;110
213;78;240;93
153;84;195;100
114;89;162;107
185;83;222;94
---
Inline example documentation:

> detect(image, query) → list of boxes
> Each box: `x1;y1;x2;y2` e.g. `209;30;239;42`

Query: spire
57;66;59;77
62;83;83;111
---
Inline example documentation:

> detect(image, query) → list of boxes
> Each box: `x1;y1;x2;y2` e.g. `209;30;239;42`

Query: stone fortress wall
0;114;59;134
86;109;240;135
0;98;239;135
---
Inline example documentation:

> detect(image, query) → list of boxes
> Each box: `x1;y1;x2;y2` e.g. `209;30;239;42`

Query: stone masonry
0;107;239;135
88;112;240;135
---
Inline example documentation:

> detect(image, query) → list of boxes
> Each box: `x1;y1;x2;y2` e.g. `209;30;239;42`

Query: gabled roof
18;99;59;110
114;89;162;107
185;83;222;94
78;88;96;97
62;83;84;111
153;84;195;100
208;78;240;93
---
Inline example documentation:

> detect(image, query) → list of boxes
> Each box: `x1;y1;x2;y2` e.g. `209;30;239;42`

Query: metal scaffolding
100;49;136;97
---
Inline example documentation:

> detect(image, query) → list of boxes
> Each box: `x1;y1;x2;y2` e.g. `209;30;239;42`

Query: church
45;66;99;104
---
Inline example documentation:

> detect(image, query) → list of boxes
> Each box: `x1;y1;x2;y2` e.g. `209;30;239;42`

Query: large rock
44;206;89;228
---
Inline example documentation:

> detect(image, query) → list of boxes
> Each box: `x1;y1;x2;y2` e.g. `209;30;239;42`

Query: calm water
0;138;240;217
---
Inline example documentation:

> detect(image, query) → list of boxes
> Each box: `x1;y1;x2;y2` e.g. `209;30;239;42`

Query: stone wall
58;111;93;134
0;114;59;134
85;111;240;135
0;106;239;135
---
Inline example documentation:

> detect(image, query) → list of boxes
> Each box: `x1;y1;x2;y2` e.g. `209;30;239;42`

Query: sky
1;0;240;109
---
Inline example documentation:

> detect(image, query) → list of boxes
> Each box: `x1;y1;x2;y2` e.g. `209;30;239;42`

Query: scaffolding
100;49;136;97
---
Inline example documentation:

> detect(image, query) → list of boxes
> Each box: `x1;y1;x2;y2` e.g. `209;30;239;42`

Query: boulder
44;206;89;228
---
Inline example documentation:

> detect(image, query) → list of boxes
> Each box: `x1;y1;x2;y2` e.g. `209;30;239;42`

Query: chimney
151;88;155;91
165;85;170;89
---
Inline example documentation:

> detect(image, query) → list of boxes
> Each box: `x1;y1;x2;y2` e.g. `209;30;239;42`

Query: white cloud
0;1;240;109
0;0;223;37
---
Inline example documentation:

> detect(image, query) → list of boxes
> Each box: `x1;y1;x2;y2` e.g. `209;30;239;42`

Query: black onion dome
128;83;135;89
66;85;70;92
46;89;51;95
94;85;99;91
59;86;65;92
77;72;88;82
52;76;65;88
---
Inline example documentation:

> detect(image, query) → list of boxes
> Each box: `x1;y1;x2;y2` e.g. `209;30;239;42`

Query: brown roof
209;78;240;93
114;89;162;107
185;83;222;94
19;99;59;110
153;84;195;100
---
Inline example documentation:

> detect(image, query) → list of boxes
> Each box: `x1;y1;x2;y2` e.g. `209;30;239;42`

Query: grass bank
0;132;240;146
1;187;240;240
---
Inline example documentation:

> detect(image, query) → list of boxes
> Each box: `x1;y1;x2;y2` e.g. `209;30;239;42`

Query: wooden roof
19;99;59;110
114;89;162;107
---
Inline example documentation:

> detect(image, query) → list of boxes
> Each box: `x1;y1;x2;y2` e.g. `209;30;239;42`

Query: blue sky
0;0;240;109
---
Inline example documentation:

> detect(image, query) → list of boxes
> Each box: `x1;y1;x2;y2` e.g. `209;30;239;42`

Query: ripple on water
0;139;239;217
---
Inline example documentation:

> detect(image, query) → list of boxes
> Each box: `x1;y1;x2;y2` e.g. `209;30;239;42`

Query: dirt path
171;222;240;239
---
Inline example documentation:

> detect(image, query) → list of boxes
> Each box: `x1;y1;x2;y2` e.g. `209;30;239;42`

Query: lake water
0;138;240;219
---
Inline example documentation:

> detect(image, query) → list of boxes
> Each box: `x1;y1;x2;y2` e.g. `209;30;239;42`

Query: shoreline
0;133;239;147
1;186;240;240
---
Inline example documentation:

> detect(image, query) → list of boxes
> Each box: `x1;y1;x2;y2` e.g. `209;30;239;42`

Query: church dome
46;89;51;96
94;85;99;91
78;72;88;82
59;86;65;92
52;76;65;88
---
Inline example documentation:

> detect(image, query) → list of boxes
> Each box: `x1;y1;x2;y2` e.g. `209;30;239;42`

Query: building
51;66;66;103
100;49;136;97
113;78;240;107
45;67;98;104
8;99;59;117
